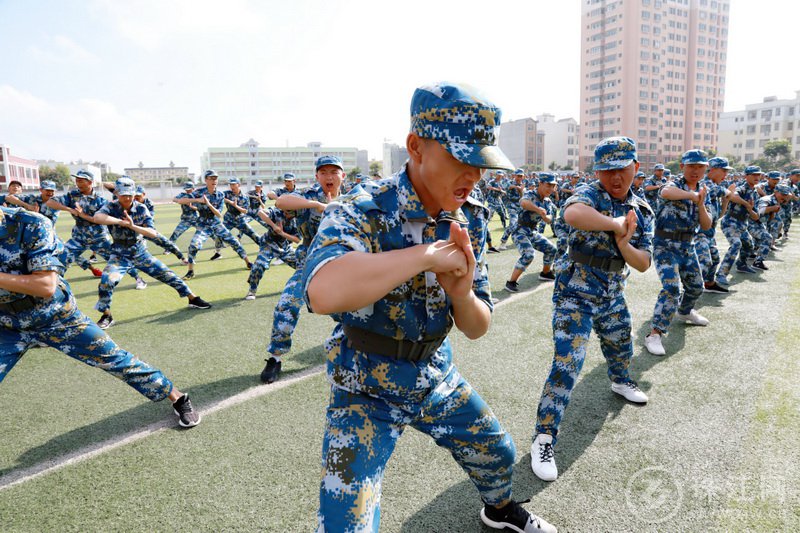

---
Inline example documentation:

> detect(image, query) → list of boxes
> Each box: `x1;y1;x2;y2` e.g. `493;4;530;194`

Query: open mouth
454;187;470;202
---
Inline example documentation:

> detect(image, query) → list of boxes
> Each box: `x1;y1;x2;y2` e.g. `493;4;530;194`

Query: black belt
655;228;695;241
343;324;447;362
113;239;140;248
568;248;625;272
726;210;747;221
74;219;92;227
0;296;36;314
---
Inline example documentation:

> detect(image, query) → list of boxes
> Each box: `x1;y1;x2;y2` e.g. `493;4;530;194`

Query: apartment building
718;92;800;163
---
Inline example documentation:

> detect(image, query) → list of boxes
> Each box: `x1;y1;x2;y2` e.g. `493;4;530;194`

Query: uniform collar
596;181;639;207
397;165;468;224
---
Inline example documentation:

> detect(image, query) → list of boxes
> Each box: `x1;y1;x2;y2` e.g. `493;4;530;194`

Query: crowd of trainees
2;80;800;533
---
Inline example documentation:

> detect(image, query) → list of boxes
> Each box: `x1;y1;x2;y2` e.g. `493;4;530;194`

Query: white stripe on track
0;283;550;491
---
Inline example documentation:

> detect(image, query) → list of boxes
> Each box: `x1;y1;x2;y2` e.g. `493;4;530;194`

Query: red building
0;144;40;190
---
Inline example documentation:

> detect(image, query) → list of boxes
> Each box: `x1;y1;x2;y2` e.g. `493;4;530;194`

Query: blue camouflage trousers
487;198;507;228
188;220;248;264
318;366;515;532
0;287;172;401
96;244;192;313
169;217;196;243
248;243;297;292
267;258;305;356
61;226;140;280
500;205;520;243
651;238;703;333
751;221;773;261
535;281;634;443
717;217;754;279
512;225;556;271
694;233;720;283
147;233;185;260
214;214;260;250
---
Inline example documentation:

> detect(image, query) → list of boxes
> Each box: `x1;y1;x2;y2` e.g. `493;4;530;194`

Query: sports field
1;203;799;532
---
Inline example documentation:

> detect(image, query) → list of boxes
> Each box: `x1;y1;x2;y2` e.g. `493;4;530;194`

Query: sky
1;0;798;175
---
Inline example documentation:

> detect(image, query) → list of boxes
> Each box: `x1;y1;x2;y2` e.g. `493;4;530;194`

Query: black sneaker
504;280;519;293
752;260;769;271
209;252;222;261
538;271;555;282
704;282;730;294
97;314;115;329
488;246;500;254
88;254;98;263
188;296;212;309
260;357;282;384
481;499;556;533
183;269;195;280
245;259;253;270
173;394;201;428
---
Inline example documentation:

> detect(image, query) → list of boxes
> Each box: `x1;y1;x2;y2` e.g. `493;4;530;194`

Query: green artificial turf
0;205;798;531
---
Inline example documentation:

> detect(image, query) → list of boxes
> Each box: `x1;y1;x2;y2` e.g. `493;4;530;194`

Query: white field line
0;283;550;492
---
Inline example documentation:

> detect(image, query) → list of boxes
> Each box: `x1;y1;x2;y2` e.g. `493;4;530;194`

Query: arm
3;195;38;211
276;194;326;213
93;212;158;239
0;270;58;298
46;198;79;215
267;191;279;200
614;210;651;273
563;202;625;233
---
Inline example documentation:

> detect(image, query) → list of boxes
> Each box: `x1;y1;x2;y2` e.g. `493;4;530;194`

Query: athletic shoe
188;296;212;309
244;291;256;301
209;252;222;261
88;255;98;263
538;271;555;282
747;253;756;259
183;270;195;280
676;309;709;326
769;244;779;251
135;278;147;290
498;243;508;251
505;280;519;293
245;259;253;270
611;381;648;403
181;258;190;266
714;275;730;287
273;259;284;265
260;357;282;384
90;267;103;277
481;499;557;533
644;333;666;356
704;282;729;294
163;250;171;256
97;314;115;330
488;246;501;254
736;264;757;274
172;394;201;428
752;260;769;271
491;297;500;305
530;434;558;481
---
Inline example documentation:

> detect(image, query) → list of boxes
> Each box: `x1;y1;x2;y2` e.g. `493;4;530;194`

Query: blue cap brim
441;142;514;171
594;159;635;171
117;188;136;196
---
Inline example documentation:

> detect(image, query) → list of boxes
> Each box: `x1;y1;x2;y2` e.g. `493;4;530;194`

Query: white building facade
536;114;581;170
0;144;40;190
382;142;408;177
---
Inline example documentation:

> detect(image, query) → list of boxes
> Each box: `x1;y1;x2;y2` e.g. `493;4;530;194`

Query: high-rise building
579;0;730;170
382;142;408;177
1;144;40;190
498;118;544;169
717;92;800;164
536;114;581;170
201;139;362;185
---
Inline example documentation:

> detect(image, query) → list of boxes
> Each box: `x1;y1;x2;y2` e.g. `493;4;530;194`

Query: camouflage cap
254;180;264;186
775;183;792;195
635;171;646;178
513;169;525;176
72;169;94;181
708;157;733;170
283;173;296;181
664;169;672;176
204;169;218;178
744;165;764;175
593;136;637;171
228;177;240;184
115;177;136;196
788;169;800;176
537;172;556;184
681;149;709;165
315;155;343;171
135;185;146;194
653;163;665;171
767;171;782;180
410;82;513;171
40;180;57;190
183;181;195;190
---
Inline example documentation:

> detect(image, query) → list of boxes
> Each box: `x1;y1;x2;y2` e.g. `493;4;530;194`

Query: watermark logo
625;466;683;523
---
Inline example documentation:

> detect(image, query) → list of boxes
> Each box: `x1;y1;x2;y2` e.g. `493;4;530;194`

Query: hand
314;201;327;213
433;222;475;300
695;187;707;205
615;210;637;248
202;195;211;206
32;204;40;213
119;211;134;228
610;215;628;236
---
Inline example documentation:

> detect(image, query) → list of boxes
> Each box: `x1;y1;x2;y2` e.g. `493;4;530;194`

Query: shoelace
175;397;192;414
538;442;554;463
506;499;541;528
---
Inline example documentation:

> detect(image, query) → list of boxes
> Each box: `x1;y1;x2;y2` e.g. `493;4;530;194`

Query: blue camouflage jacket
97;200;154;251
191;186;225;223
656;176;702;234
175;191;199;220
56;188;109;226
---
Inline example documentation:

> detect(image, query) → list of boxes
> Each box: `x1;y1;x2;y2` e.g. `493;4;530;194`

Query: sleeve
464;207;493;312
658;180;679;198
56;192;74;208
563;184;598;210
301;200;374;311
23;216;65;275
139;205;155;229
630;205;655;255
97;202;113;216
756;198;768;216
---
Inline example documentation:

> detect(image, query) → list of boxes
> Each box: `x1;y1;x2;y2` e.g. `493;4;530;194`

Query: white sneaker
644;333;666;356
135;278;147;290
530;434;558;481
244;291;256;301
611;381;648;403
676;309;709;326
273;258;283;265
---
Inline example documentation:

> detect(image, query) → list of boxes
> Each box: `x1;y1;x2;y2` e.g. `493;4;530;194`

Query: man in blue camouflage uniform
643;150;713;356
90;178;211;328
169;182;199;244
757;171;783;249
751;184;794;271
643;163;666;208
0;180;24;206
2;180;60;226
210;177;260;260
0;205;200;427
47;170;145;286
303;82;555;533
695;157;738;294
504;173;558;292
632;171;646;197
178;170;252;279
531;137;652;483
485;170;508;253
267;172;297;200
498;169;526;249
782;169;800;236
259;156;345;385
714;166;762;287
244;206;299;300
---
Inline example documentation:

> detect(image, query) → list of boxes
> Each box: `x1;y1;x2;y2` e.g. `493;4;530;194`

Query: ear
406;133;424;165
634;161;640;173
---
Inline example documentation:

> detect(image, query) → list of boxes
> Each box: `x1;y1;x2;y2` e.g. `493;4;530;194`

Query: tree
761;139;792;170
369;160;382;176
665;159;682;174
347;167;361;180
39;164;72;188
548;161;559;171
